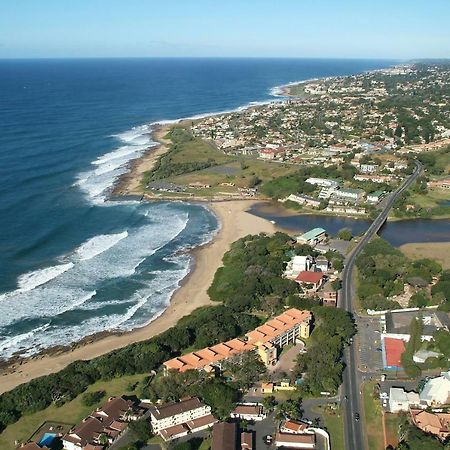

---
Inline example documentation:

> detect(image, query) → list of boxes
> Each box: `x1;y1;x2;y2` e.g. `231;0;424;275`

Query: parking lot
357;316;384;372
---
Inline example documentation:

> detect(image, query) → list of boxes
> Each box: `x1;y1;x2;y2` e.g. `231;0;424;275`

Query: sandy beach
0;200;276;394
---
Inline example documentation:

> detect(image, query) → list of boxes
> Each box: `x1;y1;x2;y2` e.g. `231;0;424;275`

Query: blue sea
0;58;394;359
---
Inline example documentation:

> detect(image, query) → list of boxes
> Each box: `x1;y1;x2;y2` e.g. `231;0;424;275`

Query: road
340;160;423;450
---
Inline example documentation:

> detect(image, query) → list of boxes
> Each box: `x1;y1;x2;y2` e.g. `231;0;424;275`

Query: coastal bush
81;390;106;406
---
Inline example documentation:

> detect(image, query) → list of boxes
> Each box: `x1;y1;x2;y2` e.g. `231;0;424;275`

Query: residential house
305;178;339;189
149;397;217;441
411;410;450;441
284;194;321;208
62;397;141;450
280;420;310;434
388;387;420;413
284;255;313;278
274;432;316;449
334;188;365;202
317;283;338;307
367;191;385;204
314;256;329;272
211;422;254;450
359;164;379;173
295;271;324;292
230;403;266;422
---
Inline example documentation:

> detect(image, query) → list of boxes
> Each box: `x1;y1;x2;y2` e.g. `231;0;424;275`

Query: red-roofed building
295;271;324;291
383;337;406;369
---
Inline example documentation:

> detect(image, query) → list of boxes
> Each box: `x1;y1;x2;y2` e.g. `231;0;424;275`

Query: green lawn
323;408;345;450
362;381;385;450
0;374;146;450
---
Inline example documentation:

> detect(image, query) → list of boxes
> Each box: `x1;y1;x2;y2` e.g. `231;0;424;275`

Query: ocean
0;58;394;359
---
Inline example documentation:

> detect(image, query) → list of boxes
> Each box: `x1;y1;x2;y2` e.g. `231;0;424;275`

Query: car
263;435;273;444
354;413;360;421
376;347;382;352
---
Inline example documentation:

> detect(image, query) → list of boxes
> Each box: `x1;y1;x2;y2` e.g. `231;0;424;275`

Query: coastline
0;199;276;395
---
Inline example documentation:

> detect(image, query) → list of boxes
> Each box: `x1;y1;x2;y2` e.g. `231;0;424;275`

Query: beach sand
0;200;276;394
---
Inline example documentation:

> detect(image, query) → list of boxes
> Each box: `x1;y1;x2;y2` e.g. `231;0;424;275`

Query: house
284;255;313;278
261;382;274;394
367;190;385;204
314;256;329;272
317;283;338;307
411;409;450;441
149;397;217;441
359;164;379;173
164;309;312;373
388;387;420;413
230;403;266;422
419;371;450;406
274;432;316;449
259;148;285;160
413;349;440;363
280;420;310;434
296;228;326;246
295;271;324;291
334;188;365;202
62;397;142;450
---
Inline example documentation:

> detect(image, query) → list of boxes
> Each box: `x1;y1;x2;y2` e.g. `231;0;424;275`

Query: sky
1;0;449;59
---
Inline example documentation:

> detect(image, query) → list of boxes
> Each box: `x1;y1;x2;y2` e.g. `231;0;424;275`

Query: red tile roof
384;337;406;368
295;271;323;284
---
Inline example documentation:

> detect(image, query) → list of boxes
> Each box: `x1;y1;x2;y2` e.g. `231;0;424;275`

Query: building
280;420;310;434
164;309;312;373
382;337;406;370
274;432;316;449
212;422;238;450
334;188;365;202
305;178;339;188
296;228;326;246
367;190;385;204
314;256;329;272
149;397;216;441
317;283;338;307
284;194;321;208
62;397;143;450
284;255;313;278
295;271;324;291
359;164;379;173
259;148;285;160
230;403;266;422
388;387;420;413
419;371;450;406
382;310;450;341
411;409;450;441
412;349;440;363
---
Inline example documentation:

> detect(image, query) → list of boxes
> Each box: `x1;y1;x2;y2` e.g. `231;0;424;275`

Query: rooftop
298;228;326;241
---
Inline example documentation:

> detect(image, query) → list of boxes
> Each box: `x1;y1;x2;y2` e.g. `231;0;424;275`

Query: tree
81;390;105;407
337;228;353;241
331;279;342;291
200;380;239;419
262;395;276;412
275;399;302;420
222;352;267;388
128;418;153;443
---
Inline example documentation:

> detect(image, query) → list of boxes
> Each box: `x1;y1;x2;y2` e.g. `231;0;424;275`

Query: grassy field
144;125;297;197
323;408;345;450
384;413;401;448
400;242;450;270
0;374;147;450
409;188;449;209
362;381;385;450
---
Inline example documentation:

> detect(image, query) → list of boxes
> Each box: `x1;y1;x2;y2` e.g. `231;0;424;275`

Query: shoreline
0;199;277;394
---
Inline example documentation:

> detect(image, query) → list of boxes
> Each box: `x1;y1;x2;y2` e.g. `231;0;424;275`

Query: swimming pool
38;432;56;447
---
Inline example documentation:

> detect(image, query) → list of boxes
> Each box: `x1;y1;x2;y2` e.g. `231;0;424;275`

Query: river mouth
248;202;450;247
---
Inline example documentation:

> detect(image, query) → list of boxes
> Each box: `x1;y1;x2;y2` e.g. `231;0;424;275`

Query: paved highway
340;160;423;450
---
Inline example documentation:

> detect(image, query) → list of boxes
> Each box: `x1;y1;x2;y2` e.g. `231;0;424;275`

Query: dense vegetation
208;232;301;311
355;238;444;311
292;300;355;395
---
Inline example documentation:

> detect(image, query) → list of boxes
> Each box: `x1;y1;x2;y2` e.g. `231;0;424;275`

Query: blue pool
38;432;56;447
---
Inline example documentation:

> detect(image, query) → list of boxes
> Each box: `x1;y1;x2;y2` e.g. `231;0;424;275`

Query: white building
284;194;321;208
388;387;420;413
334;188;365;202
284;255;313;278
275;432;316;449
149;397;217;441
305;178;339;189
420;371;450;406
230;403;266;421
